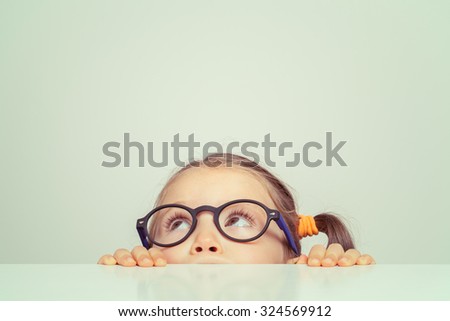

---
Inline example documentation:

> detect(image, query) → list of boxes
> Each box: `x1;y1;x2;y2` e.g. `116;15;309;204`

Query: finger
149;248;167;267
286;254;308;264
338;249;361;267
113;248;137;267
131;246;154;267
322;243;344;267
307;244;326;267
356;254;375;265
296;254;308;264
97;254;117;265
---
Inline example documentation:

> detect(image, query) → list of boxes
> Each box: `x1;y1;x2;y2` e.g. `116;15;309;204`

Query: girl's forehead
160;166;275;208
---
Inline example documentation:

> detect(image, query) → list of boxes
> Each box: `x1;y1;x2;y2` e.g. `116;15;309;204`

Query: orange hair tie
298;214;319;238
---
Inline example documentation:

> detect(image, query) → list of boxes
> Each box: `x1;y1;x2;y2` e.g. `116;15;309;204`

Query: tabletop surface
1;264;449;301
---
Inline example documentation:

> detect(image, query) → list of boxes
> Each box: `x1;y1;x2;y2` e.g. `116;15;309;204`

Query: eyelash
163;212;191;231
162;209;256;230
226;209;256;226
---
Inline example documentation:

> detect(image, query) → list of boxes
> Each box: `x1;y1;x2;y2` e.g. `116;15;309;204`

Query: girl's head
141;153;354;264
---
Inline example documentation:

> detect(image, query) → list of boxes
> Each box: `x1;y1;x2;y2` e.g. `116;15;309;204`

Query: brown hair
153;153;355;258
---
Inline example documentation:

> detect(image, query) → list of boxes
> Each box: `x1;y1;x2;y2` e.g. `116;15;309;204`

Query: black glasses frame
136;198;299;256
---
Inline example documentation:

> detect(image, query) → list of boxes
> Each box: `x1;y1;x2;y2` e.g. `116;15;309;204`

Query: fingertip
137;257;153;267
337;257;350;267
155;258;167;267
97;255;116;265
119;256;137;267
328;243;343;250
364;255;375;265
132;245;146;252
106;256;117;265
356;255;369;265
113;248;129;257
126;257;137;266
321;257;336;267
364;255;376;265
297;254;308;264
310;244;326;251
148;247;168;267
308;258;321;267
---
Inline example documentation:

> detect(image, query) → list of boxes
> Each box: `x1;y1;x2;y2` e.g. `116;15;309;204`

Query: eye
169;220;190;231
164;213;192;232
225;210;255;227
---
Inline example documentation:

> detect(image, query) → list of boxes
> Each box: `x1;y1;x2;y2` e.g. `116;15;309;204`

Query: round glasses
136;199;299;255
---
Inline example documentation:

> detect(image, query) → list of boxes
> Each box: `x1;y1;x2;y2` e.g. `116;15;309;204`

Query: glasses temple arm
275;214;300;256
136;221;150;249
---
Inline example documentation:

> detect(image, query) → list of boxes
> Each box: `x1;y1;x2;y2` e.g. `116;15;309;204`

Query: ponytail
299;213;355;251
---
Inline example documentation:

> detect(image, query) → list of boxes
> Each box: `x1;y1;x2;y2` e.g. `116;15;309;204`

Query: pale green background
0;0;448;264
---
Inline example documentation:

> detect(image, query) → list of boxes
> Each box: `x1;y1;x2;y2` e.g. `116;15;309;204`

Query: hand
97;246;167;267
287;243;375;267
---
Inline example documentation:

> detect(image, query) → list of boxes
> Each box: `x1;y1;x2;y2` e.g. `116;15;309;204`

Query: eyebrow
161;198;272;208
166;200;189;205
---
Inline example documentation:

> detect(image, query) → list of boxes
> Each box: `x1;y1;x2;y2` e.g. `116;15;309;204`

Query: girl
98;153;374;267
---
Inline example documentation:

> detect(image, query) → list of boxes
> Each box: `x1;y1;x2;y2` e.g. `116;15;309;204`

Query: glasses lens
147;206;193;246
218;202;268;240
